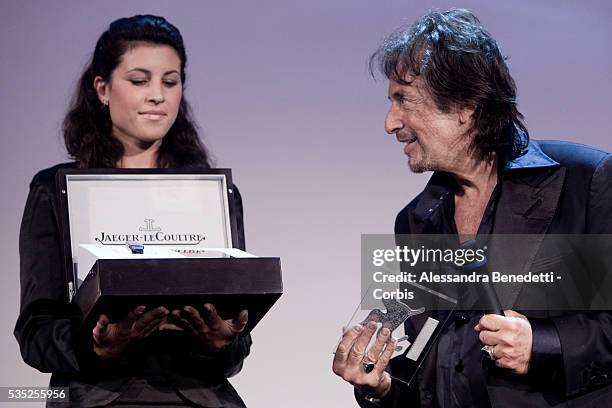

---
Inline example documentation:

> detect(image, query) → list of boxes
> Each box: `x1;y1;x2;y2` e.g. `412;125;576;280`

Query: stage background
1;0;611;406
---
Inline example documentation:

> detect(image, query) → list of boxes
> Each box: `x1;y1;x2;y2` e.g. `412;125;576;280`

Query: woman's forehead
116;43;181;73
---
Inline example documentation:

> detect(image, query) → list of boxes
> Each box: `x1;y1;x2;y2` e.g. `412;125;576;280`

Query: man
332;8;612;407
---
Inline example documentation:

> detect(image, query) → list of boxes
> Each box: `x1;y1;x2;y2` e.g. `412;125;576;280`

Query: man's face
385;76;473;173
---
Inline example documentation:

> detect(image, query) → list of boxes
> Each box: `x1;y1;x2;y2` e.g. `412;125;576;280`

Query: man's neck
451;155;498;200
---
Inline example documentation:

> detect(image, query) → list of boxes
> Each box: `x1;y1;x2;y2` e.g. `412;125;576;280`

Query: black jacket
14;162;252;407
357;140;612;407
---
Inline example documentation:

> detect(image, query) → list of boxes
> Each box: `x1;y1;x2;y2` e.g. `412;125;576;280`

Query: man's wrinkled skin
332;321;397;398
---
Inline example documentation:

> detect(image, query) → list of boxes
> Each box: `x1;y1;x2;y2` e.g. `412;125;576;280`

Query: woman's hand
92;305;169;360
163;304;248;351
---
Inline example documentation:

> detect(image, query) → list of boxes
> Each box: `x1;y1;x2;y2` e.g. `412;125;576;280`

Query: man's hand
93;305;169;360
161;304;248;351
332;321;397;399
475;310;532;374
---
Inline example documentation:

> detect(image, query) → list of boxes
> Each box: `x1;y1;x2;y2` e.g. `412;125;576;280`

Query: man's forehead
387;75;420;95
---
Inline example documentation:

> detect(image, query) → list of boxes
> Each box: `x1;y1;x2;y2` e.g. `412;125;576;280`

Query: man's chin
408;159;431;173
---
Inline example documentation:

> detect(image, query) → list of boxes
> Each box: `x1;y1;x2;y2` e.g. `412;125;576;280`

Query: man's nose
385;108;403;135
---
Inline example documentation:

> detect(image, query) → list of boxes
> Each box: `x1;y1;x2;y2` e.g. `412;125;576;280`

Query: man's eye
400;96;418;109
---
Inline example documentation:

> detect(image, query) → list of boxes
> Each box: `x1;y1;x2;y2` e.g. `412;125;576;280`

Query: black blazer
14;162;252;408
358;140;612;407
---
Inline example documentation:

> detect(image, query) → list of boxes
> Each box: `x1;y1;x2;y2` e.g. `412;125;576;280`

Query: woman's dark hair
63;14;211;168
370;8;529;162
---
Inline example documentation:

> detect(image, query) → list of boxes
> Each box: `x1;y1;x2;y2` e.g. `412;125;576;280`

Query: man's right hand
332;321;397;399
92;305;169;360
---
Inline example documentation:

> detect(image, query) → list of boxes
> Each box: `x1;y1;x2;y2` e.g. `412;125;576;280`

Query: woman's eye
163;80;178;87
129;79;147;86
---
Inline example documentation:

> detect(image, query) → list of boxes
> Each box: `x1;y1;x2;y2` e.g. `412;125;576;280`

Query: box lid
56;168;239;294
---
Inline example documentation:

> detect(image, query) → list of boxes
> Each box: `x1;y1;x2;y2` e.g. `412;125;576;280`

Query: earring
101;99;109;106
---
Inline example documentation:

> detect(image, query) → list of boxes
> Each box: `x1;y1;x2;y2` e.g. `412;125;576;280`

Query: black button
423;389;432;399
590;374;610;386
455;359;464;373
455;312;470;325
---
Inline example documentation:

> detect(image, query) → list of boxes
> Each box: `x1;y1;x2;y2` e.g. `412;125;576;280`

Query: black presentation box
56;168;283;333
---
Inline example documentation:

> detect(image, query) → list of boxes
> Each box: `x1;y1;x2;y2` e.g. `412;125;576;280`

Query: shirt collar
504;139;559;170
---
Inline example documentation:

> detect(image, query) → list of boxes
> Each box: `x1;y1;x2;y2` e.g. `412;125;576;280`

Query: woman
15;15;251;407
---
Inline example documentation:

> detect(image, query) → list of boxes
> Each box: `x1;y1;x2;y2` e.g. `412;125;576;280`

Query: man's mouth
396;132;417;144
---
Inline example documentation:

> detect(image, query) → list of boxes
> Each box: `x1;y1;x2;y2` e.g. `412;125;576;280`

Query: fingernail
354;325;363;333
136;306;146;314
367;321;377;330
381;328;390;336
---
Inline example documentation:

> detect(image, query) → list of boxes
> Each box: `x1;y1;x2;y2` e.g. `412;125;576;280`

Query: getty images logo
95;218;206;245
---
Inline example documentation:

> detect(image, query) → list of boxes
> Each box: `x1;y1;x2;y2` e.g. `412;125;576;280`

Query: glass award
343;280;456;388
336;234;459;388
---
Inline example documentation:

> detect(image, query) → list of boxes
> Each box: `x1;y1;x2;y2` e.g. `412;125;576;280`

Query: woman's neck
117;139;161;169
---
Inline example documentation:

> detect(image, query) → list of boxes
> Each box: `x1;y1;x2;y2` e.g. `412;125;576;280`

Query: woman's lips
139;111;167;121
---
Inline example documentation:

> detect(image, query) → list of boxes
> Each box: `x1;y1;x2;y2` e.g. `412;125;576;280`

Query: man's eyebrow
389;91;408;100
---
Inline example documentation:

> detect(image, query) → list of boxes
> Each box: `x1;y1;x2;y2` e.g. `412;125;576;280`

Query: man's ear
457;106;475;128
93;76;109;104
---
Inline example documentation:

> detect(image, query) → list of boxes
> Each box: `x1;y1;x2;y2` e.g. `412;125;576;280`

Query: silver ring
481;345;497;360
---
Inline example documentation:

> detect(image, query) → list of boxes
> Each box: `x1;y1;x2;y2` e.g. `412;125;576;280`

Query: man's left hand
475;310;532;374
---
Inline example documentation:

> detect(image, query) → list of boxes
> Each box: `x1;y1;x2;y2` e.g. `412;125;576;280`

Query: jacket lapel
490;155;566;308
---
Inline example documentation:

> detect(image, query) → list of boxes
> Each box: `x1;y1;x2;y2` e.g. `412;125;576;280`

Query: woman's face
94;43;182;150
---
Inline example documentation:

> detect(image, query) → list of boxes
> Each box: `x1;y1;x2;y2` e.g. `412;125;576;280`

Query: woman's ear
93;76;109;105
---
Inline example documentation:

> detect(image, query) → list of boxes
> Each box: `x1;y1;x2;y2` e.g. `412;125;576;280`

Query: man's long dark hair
370;9;529;162
63;15;211;168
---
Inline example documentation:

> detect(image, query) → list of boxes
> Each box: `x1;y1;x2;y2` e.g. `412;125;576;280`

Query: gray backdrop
1;0;611;406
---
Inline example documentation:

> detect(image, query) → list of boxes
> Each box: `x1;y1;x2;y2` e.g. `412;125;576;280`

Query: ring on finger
362;357;376;373
481;344;497;361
